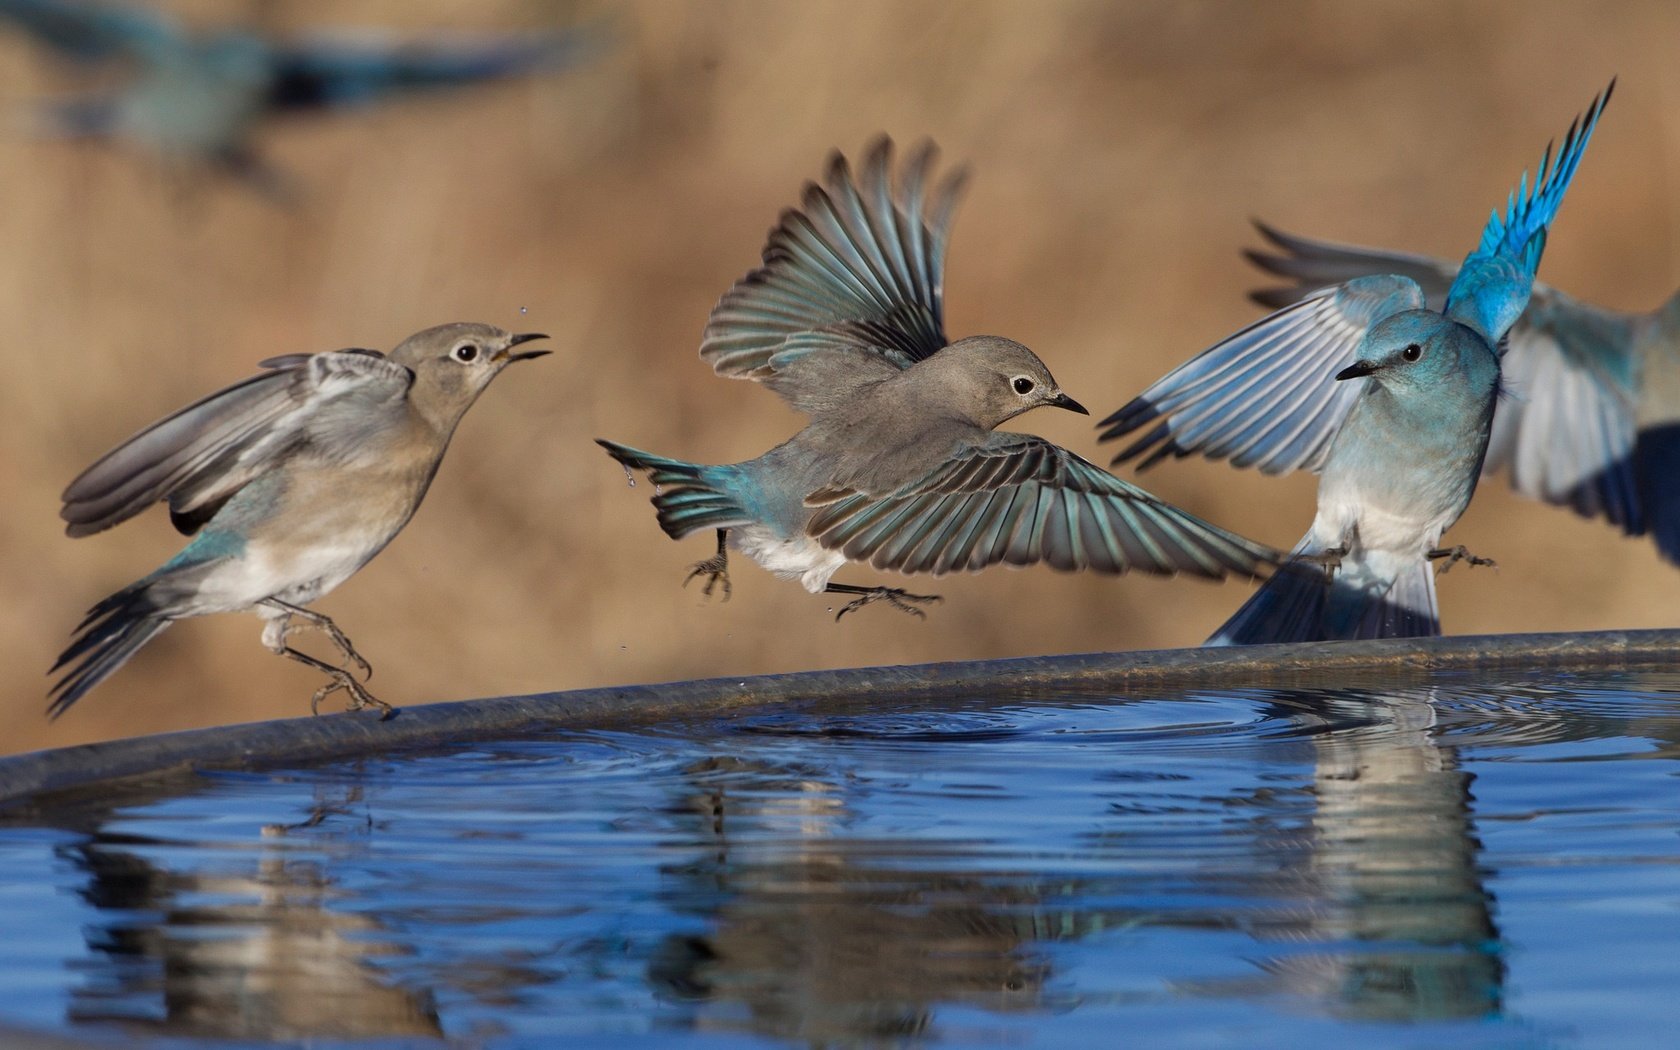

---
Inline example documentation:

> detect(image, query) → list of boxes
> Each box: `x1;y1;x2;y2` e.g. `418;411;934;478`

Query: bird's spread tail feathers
48;583;172;718
596;440;750;540
1207;537;1439;646
1446;80;1613;344
1470;80;1613;276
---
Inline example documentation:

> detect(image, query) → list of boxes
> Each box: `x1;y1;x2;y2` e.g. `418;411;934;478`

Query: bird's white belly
733;525;848;593
190;536;385;614
1314;493;1450;558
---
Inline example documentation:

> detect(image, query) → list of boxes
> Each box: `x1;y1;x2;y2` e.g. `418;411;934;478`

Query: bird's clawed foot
684;555;732;601
684;529;732;601
309;668;396;720
828;585;944;621
275;635;396;720
1429;545;1497;574
1298;545;1347;575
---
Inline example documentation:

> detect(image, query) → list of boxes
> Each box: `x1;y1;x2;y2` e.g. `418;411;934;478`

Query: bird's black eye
453;343;480;363
1401;343;1422;362
1012;376;1035;395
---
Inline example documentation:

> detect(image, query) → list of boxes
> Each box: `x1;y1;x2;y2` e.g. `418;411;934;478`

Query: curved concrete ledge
3;628;1677;814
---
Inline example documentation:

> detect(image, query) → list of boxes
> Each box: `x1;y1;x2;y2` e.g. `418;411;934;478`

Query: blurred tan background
2;0;1674;754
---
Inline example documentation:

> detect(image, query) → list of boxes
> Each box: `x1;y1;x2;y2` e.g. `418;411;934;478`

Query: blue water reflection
1;672;1677;1047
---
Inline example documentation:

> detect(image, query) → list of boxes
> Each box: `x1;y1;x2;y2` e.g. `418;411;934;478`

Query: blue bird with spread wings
1240;213;1680;568
1097;83;1614;644
0;0;598;194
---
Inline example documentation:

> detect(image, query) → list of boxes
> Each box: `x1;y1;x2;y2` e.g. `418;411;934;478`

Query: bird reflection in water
647;689;1504;1040
57;784;442;1041
1179;688;1503;1021
645;755;1074;1044
43;688;1507;1040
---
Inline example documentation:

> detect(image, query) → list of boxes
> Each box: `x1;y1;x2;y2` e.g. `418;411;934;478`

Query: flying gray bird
600;137;1279;619
1242;220;1680;568
51;322;550;717
0;0;596;193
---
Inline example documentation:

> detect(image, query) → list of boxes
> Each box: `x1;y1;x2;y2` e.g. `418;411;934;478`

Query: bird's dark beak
1335;360;1378;382
504;332;551;362
1049;392;1089;415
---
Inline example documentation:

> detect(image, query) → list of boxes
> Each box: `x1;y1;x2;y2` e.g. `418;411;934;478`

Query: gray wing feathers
806;435;1277;579
61;351;411;537
700;136;966;390
61;370;296;537
1099;275;1427;476
1246;221;1458;310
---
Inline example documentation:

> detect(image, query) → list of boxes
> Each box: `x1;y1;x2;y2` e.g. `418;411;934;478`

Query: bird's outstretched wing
0;0;182;63
1245;221;1459;310
1486;292;1640;530
804;433;1279;579
1098;274;1426;475
1244;223;1643;535
61;350;413;538
266;29;596;112
701;135;967;404
1101;82;1614;478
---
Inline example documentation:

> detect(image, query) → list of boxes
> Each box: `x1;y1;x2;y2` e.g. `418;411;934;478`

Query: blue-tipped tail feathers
1208;538;1439;646
596;440;750;540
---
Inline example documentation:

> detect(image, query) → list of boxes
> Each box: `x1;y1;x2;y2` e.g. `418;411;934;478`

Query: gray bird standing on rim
600;137;1279;618
51;322;550;718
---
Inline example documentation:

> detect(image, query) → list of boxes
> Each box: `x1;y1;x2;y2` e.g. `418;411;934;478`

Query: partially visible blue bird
601;136;1280;620
1097;83;1613;644
1240;217;1680;568
0;0;597;193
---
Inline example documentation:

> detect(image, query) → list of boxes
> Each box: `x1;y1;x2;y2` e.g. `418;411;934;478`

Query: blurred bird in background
50;323;550;717
1241;220;1680;570
1097;83;1614;644
0;0;599;195
601;136;1280;620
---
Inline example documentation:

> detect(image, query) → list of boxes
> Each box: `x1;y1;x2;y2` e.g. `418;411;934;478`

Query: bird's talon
1299;546;1346;574
342;681;392;716
832;587;942;621
322;625;374;680
1429;545;1497;574
306;667;389;716
310;679;344;715
684;557;732;602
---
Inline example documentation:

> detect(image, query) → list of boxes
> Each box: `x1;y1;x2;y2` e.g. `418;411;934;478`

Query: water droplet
519;305;529;315
621;464;636;487
653;484;663;496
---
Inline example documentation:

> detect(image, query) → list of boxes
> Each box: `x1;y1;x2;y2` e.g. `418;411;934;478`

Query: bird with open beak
51;322;550;717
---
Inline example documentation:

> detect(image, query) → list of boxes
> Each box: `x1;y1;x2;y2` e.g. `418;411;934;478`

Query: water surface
1;670;1677;1047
